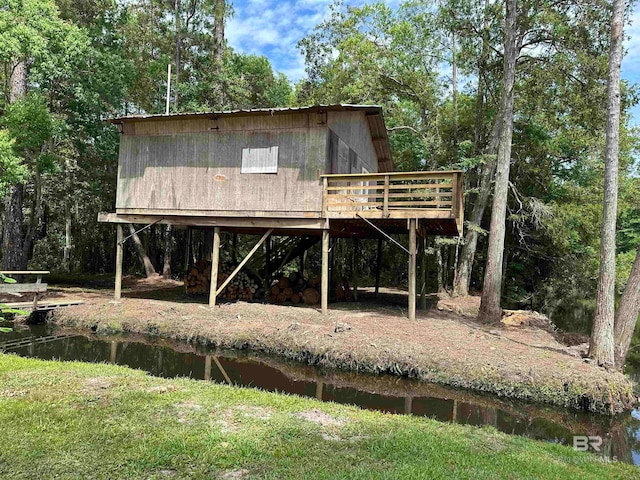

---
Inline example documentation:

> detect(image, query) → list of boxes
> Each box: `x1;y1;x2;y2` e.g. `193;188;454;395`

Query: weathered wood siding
116;113;327;216
327;111;378;174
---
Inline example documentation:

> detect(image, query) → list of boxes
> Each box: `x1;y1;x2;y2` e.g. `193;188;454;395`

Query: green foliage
0;0;67;61
0;129;27;196
119;0;290;114
297;2;452;169
618;178;640;255
226;54;294;108
3;93;53;154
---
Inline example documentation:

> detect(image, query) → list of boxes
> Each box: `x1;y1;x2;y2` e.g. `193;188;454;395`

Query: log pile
184;260;259;301
266;273;321;305
184;260;212;295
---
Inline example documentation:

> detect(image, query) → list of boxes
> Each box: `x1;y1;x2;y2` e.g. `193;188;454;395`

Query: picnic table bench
0;271;50;309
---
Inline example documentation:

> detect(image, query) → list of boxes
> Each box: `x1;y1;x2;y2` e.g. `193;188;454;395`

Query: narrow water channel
1;322;639;465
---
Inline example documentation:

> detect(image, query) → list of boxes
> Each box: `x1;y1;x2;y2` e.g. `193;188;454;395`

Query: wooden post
404;396;413;415
352;237;359;301
383;174;390;217
321;229;330;314
110;341;118;364
204;355;212;381
408;219;417;320
455;172;464;235
316;381;323;400
33;273;42;310
420;236;427;310
375;237;383;296
265;234;271;290
115;224;123;301
322;177;328;214
209;227;221;307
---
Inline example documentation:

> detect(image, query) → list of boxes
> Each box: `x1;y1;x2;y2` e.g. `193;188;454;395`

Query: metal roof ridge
106;104;384;123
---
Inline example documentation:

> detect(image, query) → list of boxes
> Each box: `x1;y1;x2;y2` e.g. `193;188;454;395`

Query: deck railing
321;170;463;225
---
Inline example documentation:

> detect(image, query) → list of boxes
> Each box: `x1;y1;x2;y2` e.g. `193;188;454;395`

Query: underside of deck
98;212;460;238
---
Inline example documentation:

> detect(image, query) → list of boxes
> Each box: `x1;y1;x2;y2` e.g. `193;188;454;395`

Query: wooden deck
99;170;464;237
322;171;463;236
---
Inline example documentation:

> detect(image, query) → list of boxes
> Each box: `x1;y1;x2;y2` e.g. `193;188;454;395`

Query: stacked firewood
184;260;212;294
218;265;258;301
184;260;259;301
266;273;321;305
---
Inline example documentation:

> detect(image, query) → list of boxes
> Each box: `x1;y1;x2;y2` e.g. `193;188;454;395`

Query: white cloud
225;0;333;82
226;0;407;82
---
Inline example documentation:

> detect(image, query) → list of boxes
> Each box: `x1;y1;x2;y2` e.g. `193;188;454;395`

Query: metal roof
107;104;394;172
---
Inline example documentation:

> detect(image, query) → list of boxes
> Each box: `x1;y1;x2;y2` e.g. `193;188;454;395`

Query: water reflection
1;323;639;465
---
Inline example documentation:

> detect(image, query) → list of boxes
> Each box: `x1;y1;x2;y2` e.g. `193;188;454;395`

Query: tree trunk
452;33;458;139
149;225;158;267
64;215;72;272
128;224;157;277
22;165;44;262
452;110;501;297
212;0;225;106
163;224;173;279
436;241;446;294
589;0;624;367
9;61;26;102
613;245;640;369
2;60;28;270
478;0;518;324
473;3;490;152
452;10;501;298
213;0;225;65
204;229;213;261
174;0;181;110
452;149;498;297
2;185;26;270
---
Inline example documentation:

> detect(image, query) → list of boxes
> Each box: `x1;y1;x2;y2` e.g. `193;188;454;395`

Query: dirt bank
47;283;636;415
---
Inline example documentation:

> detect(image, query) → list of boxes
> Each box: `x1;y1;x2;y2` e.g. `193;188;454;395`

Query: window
241;146;279;173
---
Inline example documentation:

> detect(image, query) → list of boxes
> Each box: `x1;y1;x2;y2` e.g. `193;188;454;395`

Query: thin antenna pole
165;64;172;115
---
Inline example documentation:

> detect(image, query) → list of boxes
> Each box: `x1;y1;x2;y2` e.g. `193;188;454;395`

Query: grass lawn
0;354;634;479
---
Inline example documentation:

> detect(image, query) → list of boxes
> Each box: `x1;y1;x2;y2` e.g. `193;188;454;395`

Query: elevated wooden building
100;105;463;319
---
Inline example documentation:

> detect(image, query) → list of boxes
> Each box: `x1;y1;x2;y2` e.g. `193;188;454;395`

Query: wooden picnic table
0;271;50;309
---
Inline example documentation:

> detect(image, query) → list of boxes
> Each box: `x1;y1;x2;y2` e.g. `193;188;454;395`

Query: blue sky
623;8;640;125
227;0;640;124
226;0;388;81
